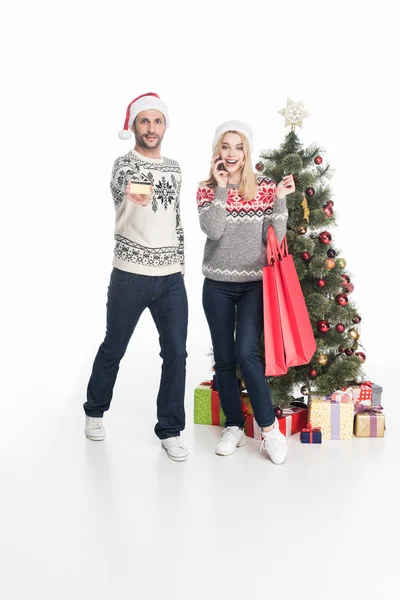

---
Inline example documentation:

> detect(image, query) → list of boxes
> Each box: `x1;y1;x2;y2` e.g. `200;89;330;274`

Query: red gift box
243;405;307;439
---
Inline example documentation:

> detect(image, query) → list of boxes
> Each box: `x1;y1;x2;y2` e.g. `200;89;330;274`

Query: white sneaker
85;416;106;441
260;419;288;464
161;437;189;462
215;426;246;456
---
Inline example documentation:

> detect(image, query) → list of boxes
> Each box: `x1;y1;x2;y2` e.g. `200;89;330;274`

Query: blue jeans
84;268;188;440
202;278;275;429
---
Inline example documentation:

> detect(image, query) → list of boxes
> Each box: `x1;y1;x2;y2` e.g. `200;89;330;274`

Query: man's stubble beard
134;132;163;151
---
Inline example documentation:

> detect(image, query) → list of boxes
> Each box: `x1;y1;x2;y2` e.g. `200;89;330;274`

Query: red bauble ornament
301;251;312;261
309;368;318;377
314;156;323;165
317;319;330;333
323;205;334;217
336;323;345;333
327;248;336;258
355;352;366;362
255;162;263;172
353;315;362;324
338;345;346;353
341;274;351;285
274;407;283;418
305;187;315;197
326;200;334;207
336;293;349;306
317;278;326;288
345;348;354;356
319;231;332;244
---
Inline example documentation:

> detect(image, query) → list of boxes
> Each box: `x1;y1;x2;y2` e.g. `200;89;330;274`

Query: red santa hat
118;93;169;139
212;120;253;152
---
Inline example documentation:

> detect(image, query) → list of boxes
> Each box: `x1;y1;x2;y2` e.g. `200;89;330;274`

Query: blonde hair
200;131;258;201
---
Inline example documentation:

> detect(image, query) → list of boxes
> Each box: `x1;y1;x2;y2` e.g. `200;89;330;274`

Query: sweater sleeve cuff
214;186;228;204
274;196;288;212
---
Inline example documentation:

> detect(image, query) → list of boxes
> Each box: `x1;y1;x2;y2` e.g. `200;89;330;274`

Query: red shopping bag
263;227;317;375
262;231;287;376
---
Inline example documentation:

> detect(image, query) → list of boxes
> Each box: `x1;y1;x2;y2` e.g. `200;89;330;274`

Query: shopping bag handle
267;226;288;265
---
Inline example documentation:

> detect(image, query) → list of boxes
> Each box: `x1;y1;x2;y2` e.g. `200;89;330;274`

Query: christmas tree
252;99;365;407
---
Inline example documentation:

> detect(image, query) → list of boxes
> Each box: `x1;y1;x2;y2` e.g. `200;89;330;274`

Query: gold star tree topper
278;98;309;131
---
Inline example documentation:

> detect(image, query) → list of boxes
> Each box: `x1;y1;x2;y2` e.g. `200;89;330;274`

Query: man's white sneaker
161;437;189;462
260;419;288;464
85;416;106;441
215;426;246;456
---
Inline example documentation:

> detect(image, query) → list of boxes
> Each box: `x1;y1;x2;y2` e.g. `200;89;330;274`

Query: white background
1;1;400;598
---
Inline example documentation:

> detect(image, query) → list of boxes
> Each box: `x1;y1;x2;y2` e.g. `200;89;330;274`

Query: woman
197;120;295;464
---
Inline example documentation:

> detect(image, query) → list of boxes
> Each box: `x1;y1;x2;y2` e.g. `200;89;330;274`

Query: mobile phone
216;157;227;172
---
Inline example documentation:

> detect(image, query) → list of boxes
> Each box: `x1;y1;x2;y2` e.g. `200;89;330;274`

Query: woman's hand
125;183;153;206
276;174;295;199
211;155;228;188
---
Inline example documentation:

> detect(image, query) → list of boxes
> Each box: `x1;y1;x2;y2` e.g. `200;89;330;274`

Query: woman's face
219;132;245;175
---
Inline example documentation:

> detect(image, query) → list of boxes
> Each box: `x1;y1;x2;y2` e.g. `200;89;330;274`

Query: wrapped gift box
300;423;322;444
344;381;383;406
194;381;226;426
354;404;385;438
243;398;307;440
308;396;354;440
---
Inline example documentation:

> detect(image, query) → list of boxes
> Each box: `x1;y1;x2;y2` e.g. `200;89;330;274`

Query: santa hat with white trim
118;93;169;140
212;120;253;152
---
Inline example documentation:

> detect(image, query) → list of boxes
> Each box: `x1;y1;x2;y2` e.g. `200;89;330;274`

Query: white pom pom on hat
212;120;253;152
118;92;169;140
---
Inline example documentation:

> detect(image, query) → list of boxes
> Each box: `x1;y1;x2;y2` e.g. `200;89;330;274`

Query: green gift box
194;381;226;426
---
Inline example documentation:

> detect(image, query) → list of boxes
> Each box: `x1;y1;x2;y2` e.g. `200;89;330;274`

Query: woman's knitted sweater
197;177;288;282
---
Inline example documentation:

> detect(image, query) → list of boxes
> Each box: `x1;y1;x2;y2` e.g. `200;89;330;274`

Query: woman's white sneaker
260;419;288;464
215;426;246;456
85;416;106;441
161;437;189;462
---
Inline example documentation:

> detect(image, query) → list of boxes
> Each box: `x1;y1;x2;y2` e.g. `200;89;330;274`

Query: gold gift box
354;413;385;438
308;396;354;440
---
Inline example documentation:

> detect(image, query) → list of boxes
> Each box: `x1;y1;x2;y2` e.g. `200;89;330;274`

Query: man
84;93;188;462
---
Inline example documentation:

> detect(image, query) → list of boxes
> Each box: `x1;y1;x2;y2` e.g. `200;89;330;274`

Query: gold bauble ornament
317;353;329;366
325;258;335;270
348;328;360;340
298;225;307;235
336;258;347;269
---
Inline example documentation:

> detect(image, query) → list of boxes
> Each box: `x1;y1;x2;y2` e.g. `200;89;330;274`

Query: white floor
1;360;399;600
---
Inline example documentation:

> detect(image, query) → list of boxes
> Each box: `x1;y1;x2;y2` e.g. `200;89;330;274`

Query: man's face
132;110;166;150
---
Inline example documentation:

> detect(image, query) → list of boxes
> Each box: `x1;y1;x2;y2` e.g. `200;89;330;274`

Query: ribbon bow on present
200;380;213;388
354;403;383;415
330;390;353;403
361;381;373;388
302;422;321;433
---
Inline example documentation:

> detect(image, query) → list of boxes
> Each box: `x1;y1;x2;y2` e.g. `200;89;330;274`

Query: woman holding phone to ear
197;121;295;464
